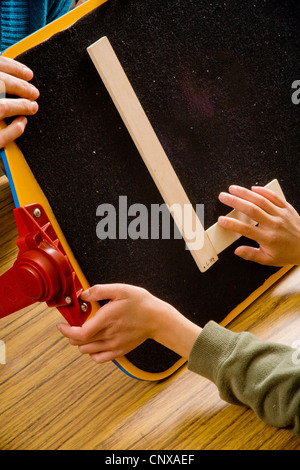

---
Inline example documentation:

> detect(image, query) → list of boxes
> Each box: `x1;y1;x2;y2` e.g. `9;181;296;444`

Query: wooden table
0;174;299;450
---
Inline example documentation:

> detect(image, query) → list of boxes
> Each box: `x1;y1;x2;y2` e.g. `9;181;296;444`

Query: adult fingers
0;98;38;119
0;71;39;100
0;117;27;148
0;56;34;80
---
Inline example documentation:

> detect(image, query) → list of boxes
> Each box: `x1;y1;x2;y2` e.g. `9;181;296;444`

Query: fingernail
81;289;90;299
22;66;33;79
19;116;28;126
30;85;39;98
31;101;38;112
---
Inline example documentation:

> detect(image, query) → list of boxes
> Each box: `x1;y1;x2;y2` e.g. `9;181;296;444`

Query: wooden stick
88;36;218;272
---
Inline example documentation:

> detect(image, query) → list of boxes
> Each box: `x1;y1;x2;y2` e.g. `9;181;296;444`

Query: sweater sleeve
46;0;73;23
188;321;300;436
28;0;73;35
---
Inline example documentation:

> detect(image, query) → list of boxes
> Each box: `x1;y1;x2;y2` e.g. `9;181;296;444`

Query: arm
47;0;74;23
218;185;300;266
47;0;88;22
0;57;39;149
188;321;300;436
57;284;300;434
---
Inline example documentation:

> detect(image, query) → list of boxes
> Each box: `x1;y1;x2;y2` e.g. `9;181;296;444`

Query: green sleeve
188;321;300;436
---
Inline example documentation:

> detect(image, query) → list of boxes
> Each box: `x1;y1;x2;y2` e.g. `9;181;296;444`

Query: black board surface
16;0;300;374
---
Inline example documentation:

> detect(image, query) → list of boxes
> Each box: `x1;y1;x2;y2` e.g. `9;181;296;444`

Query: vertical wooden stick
88;36;218;272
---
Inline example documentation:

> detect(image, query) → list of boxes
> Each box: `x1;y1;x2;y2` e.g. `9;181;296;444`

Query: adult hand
0;56;39;149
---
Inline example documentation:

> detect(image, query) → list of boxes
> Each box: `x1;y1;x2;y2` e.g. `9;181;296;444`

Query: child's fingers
234;245;274;265
251;186;287;209
227;185;283;216
78;341;105;354
81;283;131;302
68;335;123;364
57;322;119;363
57;297;119;343
218;215;267;244
90;350;120;364
80;284;112;301
218;190;272;226
57;313;105;343
56;323;84;342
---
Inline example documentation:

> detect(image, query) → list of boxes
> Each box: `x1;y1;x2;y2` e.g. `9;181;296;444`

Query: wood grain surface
0;175;299;450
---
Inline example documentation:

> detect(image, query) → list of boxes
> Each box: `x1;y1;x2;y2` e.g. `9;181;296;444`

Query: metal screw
81;303;88;313
33;208;41;218
65;296;72;304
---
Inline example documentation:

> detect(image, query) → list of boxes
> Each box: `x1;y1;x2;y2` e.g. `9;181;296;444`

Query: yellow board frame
0;0;188;381
0;0;292;380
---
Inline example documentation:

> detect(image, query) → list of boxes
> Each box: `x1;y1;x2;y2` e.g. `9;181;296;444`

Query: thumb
80;283;123;302
234;246;270;265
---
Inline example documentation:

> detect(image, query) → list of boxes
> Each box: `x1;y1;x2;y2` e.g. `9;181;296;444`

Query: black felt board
16;0;300;374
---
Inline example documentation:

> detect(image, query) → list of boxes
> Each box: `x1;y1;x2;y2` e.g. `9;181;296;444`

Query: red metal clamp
0;203;91;326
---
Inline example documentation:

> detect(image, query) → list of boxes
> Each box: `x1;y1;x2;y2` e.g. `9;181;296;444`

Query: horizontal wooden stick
207;179;285;254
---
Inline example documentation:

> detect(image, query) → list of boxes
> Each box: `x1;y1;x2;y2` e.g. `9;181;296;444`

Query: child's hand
57;284;201;363
218;185;300;266
0;57;39;148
